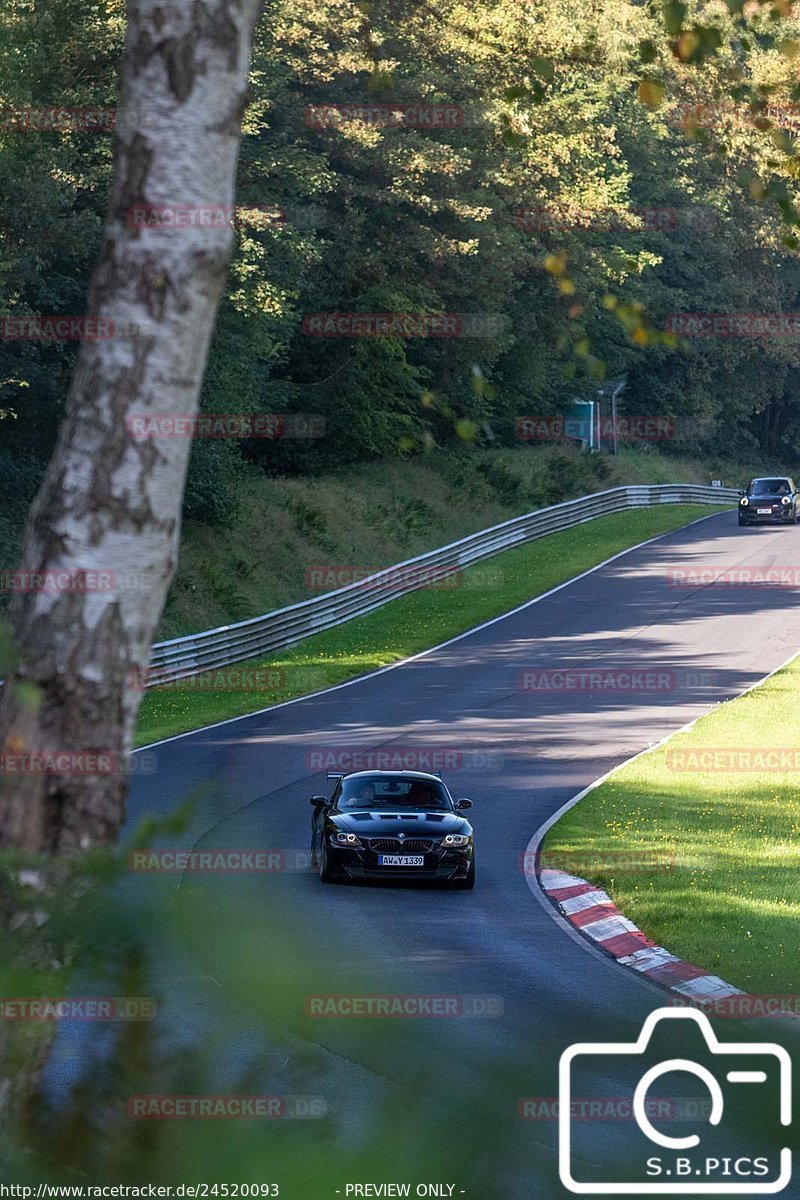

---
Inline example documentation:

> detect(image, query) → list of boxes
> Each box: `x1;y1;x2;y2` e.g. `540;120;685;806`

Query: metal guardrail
144;483;737;686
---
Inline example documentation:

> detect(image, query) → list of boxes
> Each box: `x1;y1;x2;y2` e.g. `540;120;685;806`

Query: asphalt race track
46;510;800;1196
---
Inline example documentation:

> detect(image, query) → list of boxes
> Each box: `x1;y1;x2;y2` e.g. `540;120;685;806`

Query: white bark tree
0;0;264;854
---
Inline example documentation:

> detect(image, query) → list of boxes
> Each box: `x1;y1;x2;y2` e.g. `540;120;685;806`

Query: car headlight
739;497;749;506
782;495;791;505
442;834;471;848
331;830;363;847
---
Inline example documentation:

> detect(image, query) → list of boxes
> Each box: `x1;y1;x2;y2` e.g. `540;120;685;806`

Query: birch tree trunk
0;0;264;854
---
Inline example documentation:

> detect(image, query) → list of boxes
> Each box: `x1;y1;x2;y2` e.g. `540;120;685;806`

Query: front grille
369;838;435;854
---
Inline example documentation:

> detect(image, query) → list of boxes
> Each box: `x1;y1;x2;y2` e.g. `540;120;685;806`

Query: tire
451;858;476;890
738;515;747;527
319;845;338;883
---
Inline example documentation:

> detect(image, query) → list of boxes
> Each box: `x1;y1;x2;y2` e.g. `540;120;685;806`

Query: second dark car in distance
738;476;799;527
309;769;475;889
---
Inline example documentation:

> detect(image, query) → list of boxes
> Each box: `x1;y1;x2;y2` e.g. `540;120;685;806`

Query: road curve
56;511;800;1195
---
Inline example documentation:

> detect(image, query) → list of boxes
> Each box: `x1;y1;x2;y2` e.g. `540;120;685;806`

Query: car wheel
738;515;747;527
451;858;476;890
319;845;339;883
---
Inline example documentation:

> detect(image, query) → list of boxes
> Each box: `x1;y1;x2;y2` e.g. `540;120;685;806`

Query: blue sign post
563;400;596;450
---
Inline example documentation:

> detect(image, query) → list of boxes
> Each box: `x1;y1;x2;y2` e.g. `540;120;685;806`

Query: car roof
340;770;444;782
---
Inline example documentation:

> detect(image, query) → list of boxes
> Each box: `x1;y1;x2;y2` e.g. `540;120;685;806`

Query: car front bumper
326;845;473;881
740;506;794;523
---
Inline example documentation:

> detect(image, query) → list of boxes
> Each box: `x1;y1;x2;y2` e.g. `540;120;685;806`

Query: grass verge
155;444;755;639
136;503;723;747
542;654;800;997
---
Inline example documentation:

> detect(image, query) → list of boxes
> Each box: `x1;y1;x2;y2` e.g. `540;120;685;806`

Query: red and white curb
540;867;750;1009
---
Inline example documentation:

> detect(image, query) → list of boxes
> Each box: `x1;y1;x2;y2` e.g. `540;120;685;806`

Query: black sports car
738;476;798;526
309;770;475;889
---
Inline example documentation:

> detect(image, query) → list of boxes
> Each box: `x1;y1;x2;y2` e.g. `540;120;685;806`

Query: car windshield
748;478;791;494
338;775;451;810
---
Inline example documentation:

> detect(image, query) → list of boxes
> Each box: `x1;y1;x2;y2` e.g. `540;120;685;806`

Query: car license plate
379;854;425;867
757;507;772;514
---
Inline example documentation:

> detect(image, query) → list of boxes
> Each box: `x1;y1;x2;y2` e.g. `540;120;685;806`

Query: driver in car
343;780;375;808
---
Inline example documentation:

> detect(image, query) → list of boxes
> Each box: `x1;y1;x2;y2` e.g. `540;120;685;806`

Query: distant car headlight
442;834;471;848
739;497;749;506
331;830;363;847
782;496;791;505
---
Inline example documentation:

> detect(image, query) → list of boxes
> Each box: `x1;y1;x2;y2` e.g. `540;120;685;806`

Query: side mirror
455;798;473;810
309;795;328;808
738;489;746;497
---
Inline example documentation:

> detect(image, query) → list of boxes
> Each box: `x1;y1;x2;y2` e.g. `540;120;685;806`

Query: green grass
542;655;800;996
157;444;757;639
136;503;722;746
